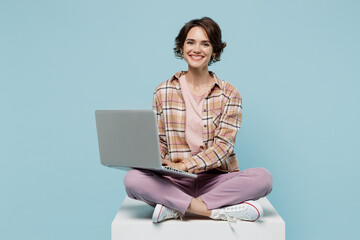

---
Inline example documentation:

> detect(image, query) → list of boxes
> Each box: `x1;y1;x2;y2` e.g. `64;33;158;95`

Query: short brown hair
174;17;226;66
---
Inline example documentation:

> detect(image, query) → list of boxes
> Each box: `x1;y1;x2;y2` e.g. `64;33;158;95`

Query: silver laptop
95;110;197;178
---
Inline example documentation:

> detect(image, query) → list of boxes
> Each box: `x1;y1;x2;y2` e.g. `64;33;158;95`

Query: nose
193;43;201;53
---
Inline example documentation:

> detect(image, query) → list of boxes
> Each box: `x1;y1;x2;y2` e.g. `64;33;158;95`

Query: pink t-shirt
179;75;207;156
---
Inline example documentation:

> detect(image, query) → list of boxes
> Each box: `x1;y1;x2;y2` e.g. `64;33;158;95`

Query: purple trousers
124;167;273;214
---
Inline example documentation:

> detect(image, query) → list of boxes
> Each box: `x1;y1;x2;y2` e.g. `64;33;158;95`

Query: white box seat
112;197;285;240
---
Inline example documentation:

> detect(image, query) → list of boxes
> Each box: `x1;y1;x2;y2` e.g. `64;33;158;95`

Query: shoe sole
242;200;263;222
152;204;164;223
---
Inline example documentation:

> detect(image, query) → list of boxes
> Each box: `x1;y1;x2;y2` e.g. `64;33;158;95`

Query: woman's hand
162;159;187;172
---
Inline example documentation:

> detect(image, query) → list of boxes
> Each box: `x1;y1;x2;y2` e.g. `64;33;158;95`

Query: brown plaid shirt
152;71;242;174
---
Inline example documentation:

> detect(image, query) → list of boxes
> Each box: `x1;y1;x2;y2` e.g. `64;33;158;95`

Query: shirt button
204;125;207;127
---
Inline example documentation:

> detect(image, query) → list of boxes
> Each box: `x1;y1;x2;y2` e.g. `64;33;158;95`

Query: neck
186;66;212;87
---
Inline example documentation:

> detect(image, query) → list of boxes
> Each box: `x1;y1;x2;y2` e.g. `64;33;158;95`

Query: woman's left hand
162;159;187;172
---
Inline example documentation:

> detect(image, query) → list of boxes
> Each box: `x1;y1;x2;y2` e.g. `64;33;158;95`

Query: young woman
124;17;273;223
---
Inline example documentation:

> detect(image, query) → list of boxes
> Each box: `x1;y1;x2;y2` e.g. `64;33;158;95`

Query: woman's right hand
162;159;187;172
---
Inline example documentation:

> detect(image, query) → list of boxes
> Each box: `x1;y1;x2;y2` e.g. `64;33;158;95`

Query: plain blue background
1;0;359;239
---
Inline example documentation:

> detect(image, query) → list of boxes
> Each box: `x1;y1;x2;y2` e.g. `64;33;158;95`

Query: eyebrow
185;38;210;43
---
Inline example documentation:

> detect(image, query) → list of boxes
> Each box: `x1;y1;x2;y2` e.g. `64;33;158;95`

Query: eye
203;43;210;47
186;41;194;45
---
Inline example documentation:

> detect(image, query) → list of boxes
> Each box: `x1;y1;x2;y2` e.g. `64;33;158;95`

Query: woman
124;17;273;223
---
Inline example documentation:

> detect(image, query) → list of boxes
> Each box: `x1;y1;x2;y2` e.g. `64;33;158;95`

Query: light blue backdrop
1;0;359;239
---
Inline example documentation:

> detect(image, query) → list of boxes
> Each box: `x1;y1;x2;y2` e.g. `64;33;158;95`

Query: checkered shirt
152;71;242;173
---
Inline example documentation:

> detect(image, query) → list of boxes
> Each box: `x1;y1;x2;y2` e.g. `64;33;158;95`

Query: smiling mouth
189;55;204;61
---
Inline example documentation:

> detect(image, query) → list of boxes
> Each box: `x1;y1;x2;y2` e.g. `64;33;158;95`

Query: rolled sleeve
152;91;169;160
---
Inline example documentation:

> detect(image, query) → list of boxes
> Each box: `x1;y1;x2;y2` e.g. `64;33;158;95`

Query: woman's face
182;26;214;70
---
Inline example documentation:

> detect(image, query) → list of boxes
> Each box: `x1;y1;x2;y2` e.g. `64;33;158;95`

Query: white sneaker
210;200;263;222
152;204;181;223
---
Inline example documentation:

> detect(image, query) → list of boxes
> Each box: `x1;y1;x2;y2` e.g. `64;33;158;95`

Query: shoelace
218;213;238;223
224;205;252;220
220;204;251;225
169;210;183;221
225;215;238;223
219;203;259;229
168;211;180;219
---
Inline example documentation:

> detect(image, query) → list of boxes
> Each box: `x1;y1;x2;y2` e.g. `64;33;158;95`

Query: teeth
191;56;202;60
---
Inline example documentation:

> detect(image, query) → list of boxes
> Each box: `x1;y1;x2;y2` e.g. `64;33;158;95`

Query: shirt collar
171;71;223;90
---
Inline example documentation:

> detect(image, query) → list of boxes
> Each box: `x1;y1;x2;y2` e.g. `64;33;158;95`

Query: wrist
180;162;187;171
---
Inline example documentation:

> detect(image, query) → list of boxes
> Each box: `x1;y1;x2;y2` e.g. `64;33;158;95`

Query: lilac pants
124;168;273;214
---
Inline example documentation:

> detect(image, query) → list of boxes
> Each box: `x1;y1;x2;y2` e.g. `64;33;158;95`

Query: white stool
112;197;285;240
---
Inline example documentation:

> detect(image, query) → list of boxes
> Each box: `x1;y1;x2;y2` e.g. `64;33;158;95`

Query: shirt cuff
182;156;204;173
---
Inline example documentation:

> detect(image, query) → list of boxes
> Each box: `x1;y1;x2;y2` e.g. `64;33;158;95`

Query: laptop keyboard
162;166;195;176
